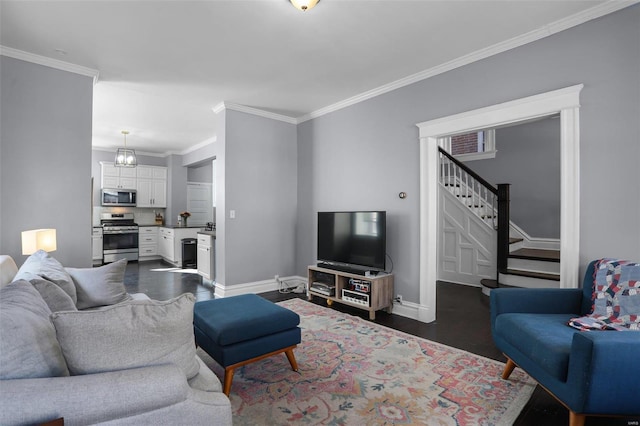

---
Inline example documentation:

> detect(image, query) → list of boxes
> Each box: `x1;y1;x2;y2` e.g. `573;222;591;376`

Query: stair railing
438;147;510;279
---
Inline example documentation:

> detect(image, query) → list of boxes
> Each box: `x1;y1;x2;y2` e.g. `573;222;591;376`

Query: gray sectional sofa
0;252;232;425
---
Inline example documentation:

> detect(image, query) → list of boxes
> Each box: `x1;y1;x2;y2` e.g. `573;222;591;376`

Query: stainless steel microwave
101;189;137;206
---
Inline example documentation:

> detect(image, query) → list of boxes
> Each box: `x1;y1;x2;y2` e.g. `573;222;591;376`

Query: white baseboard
214;275;306;298
510;223;560;250
213;276;437;324
391;299;422;321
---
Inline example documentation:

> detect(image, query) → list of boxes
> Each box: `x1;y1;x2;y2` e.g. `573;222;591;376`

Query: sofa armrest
491;288;583;318
0;364;191;425
490;288;584;336
0;255;19;287
566;332;640;415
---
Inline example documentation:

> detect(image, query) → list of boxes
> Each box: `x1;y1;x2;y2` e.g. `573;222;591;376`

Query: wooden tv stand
307;265;394;320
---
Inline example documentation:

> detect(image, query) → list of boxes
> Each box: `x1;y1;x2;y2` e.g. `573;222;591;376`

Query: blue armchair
491;260;640;426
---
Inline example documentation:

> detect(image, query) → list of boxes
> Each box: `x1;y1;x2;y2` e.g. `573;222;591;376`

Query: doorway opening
415;85;583;323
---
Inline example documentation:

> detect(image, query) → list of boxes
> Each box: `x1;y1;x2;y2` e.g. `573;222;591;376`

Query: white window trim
452;149;497;161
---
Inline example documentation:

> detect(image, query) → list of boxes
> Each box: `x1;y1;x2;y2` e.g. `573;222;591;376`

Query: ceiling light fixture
290;0;319;12
114;130;137;167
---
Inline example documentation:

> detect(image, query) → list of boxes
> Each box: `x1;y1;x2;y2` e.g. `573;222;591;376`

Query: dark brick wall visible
451;132;478;155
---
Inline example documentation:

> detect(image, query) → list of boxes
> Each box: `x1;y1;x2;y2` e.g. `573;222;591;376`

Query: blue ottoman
193;294;301;395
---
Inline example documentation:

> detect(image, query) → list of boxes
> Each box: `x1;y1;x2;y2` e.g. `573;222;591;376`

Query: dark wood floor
125;260;635;426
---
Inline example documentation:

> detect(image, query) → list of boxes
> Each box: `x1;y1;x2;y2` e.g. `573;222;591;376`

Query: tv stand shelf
307;265;394;320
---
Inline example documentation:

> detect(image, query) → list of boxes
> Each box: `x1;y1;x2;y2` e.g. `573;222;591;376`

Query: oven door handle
104;231;139;235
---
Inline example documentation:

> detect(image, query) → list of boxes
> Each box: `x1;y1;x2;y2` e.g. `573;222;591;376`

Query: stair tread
480;279;499;289
509;248;560;262
504;268;560;280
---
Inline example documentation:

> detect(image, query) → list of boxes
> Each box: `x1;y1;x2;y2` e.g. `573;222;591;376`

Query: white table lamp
21;229;57;255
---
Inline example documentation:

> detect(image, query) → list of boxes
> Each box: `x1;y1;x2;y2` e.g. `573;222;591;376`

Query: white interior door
187;182;213;226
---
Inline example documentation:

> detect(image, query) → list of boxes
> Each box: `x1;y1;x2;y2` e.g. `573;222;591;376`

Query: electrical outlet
395;294;403;304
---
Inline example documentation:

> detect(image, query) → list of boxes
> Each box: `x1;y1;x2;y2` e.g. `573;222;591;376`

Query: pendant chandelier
290;0;319;12
114;130;137;167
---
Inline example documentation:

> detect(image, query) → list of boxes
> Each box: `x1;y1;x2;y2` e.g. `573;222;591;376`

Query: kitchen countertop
95;223;213;230
161;224;208;229
197;230;216;237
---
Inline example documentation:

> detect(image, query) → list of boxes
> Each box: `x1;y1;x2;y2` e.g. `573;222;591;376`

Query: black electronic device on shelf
316;211;386;275
310;282;335;296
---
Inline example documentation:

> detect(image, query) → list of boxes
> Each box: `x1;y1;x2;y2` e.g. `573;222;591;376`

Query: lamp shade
22;229;57;255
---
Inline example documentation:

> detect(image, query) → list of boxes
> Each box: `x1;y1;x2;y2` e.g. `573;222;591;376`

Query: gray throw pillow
0;280;70;379
29;277;77;312
66;259;131;310
14;249;77;303
51;293;200;379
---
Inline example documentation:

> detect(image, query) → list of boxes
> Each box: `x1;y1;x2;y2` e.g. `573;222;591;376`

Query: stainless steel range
101;213;139;263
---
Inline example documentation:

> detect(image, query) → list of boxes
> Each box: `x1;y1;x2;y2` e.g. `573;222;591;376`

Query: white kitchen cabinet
158;227;199;266
101;162;137;189
92;227;103;265
158;228;175;262
197;233;215;280
136;165;167;208
138;226;159;258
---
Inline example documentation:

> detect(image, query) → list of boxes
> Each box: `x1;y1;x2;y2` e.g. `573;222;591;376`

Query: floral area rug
196;298;536;425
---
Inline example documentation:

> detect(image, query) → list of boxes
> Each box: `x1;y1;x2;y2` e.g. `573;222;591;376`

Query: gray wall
470;118;561;239
223;110;297;286
187;162;213;183
297;104;421;300
0;56;93;267
296;5;640;303
167;154;188;226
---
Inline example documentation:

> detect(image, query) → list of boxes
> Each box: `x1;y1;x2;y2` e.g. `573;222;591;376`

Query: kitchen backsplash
93;206;166;226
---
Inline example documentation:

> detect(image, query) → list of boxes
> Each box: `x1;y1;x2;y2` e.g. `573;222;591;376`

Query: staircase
442;182;497;227
481;240;560;291
438;147;561;292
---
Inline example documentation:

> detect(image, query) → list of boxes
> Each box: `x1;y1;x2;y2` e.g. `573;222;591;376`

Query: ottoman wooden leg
285;347;299;371
223;367;236;396
221;345;299;395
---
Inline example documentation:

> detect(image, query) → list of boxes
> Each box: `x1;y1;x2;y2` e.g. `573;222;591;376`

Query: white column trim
416;84;583;322
418;136;438;323
559;106;581;288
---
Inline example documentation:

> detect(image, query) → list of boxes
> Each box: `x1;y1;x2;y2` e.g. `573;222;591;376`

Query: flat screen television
317;211;386;274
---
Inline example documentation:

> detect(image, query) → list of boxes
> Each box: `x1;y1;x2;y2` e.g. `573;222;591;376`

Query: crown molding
212;102;226;114
297;0;638;123
179;136;217;156
213;101;298;124
0;45;100;85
